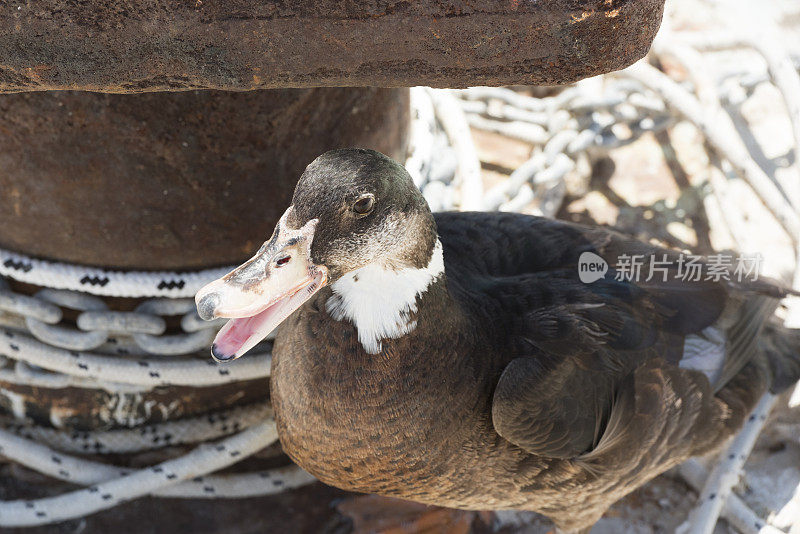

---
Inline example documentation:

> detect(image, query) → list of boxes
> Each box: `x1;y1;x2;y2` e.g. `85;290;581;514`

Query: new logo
578;252;608;283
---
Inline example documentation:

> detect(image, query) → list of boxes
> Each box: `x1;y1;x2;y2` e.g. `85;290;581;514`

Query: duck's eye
275;256;291;267
353;195;375;216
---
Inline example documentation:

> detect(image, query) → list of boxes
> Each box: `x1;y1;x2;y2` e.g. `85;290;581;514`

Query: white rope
0;420;279;527
677;460;785;534
0;425;315;499
0;328;270;387
679;394;779;534
0;249;232;298
621;61;800;243
0;367;152;393
2;403;269;454
426;88;484;211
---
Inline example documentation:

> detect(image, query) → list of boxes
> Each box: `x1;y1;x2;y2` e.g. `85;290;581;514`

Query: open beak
195;207;328;362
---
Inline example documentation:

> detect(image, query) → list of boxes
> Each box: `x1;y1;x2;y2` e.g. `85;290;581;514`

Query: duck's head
195;148;437;362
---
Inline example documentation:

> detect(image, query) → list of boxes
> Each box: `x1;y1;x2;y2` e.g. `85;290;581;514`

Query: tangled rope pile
0;1;798;530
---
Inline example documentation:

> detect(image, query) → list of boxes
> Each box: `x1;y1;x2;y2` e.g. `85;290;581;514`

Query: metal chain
449;81;675;213
0;278;224;357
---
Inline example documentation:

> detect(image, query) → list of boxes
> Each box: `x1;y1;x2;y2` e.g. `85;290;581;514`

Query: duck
195;148;800;533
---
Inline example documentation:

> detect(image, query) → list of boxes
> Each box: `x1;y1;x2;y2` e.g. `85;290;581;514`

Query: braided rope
1;403;270;454
0;328;271;387
0;420;279;527
0;426;315;498
0;249;231;298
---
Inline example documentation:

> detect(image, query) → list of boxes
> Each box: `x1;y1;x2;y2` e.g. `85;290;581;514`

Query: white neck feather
326;239;445;354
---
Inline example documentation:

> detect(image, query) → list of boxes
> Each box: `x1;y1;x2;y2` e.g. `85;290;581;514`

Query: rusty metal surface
0;379;267;431
0;87;409;269
0;1;664;93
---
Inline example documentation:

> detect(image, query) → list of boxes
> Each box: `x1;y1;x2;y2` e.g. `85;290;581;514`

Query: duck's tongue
195;207;327;362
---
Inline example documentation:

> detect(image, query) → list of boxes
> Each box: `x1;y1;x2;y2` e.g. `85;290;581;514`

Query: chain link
0;284;223;356
446;81;676;212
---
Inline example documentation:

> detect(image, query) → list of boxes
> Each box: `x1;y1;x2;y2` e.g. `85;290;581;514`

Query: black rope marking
157;280;186;291
3;259;32;273
79;275;110;287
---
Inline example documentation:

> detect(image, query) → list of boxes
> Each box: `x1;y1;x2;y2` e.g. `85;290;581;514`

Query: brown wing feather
438;213;792;461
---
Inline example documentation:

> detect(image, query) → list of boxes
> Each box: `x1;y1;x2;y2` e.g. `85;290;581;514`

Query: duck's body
197;149;800;532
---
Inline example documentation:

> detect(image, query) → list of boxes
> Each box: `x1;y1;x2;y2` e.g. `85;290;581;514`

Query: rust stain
23;64;51;82
571;10;594;23
10;187;21;217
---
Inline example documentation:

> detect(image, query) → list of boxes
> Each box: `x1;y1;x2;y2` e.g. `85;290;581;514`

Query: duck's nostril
197;292;221;321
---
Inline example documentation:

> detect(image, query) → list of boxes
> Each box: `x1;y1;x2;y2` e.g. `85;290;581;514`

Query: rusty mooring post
0;88;409;269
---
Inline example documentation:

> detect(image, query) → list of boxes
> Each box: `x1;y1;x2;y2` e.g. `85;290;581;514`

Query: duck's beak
195;207;328;362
